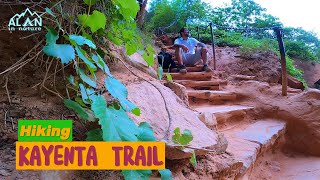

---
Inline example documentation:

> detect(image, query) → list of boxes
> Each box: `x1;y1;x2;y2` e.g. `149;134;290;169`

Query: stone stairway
164;65;287;179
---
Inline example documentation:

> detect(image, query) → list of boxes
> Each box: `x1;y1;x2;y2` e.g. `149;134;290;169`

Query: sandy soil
251;150;320;180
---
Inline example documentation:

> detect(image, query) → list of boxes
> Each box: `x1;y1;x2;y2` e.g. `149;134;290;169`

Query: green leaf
159;169;173;180
43;44;75;64
64;99;89;120
45;8;56;17
75;97;86;106
63;35;77;46
107;32;123;45
158;66;163;80
172;128;193;146
113;0;140;19
137;122;156;142
86;128;103;141
166;74;173;81
67;75;76;86
122;29;133;41
44;26;58;44
122;170;151;180
131;107;140;116
55;19;64;33
84;109;97;122
82;30;94;42
96;48;105;59
83;0;96;6
79;85;97;103
142;50;154;67
125;42;137;55
79;68;96;87
190;150;197;167
75;46;97;71
113;101;121;110
78;10;106;33
104;77;138;112
91;96;139;141
146;44;155;54
69;35;96;49
92;54;112;76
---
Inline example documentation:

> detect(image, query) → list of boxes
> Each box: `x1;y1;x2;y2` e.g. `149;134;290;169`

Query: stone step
174;80;223;91
193;86;220;90
186;66;206;72
164;71;212;81
193;105;254;129
231;74;256;80
221;119;286;177
163;65;205;73
187;90;237;101
174;80;222;87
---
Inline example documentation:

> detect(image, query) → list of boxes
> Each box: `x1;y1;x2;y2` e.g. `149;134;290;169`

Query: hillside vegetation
146;0;320;86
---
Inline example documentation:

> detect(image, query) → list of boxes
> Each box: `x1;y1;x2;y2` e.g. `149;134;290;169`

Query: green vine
43;0;172;179
172;128;197;168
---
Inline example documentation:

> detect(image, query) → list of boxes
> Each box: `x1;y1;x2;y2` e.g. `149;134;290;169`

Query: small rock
198;112;217;128
16;173;23;179
0;169;10;176
269;161;281;172
4;155;11;159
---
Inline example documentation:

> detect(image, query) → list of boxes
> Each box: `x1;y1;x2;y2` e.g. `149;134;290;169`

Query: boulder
127;51;158;78
279;74;304;90
197;111;217;128
164;81;189;107
279;89;320;156
127;81;227;159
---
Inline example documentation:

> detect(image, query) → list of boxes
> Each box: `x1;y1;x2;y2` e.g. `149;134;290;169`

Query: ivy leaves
112;0;140;19
172;128;197;167
92;96;139;141
83;0;96;6
43;27;75;64
91;95;157;142
43;44;75;64
104;76;139;115
69;35;96;48
172;128;193;145
78;10;106;33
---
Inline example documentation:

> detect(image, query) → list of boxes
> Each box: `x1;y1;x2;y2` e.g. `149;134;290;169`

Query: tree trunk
136;0;148;28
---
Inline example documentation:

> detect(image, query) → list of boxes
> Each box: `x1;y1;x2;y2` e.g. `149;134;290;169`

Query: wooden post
209;22;216;70
274;27;287;96
197;26;200;40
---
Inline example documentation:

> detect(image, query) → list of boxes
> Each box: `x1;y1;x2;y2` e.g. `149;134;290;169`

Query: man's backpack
157;51;176;72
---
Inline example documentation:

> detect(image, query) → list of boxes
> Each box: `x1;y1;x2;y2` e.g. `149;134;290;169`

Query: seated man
174;27;210;73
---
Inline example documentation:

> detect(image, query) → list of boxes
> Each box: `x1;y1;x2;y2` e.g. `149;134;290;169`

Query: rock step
193;105;254;129
187;90;236;101
174;80;223;91
231;74;256;80
193;86;220;90
164;72;212;81
174;80;223;87
221;119;286;177
163;65;206;73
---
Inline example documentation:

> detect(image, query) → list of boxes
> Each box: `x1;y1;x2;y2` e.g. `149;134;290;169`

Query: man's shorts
181;48;202;66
